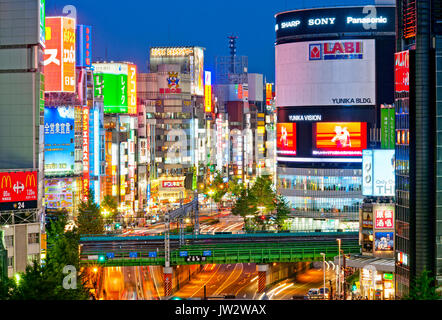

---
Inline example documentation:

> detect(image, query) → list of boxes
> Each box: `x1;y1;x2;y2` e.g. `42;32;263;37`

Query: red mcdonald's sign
0;171;37;203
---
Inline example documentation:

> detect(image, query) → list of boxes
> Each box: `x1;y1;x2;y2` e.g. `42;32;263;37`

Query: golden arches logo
1;175;12;189
25;174;36;187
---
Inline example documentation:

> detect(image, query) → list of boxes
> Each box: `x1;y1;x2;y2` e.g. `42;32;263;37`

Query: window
4;235;13;247
7;256;13;268
27;254;39;265
28;233;39;244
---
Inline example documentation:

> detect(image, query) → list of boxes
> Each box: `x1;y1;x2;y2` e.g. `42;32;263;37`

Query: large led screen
44;106;75;175
313;122;366;156
276;39;375;107
277;123;297;156
362;149;395;196
44;17;76;92
93;63;137;114
44;178;74;209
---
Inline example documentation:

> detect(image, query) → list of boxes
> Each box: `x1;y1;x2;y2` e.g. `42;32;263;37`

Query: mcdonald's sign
0;171;38;210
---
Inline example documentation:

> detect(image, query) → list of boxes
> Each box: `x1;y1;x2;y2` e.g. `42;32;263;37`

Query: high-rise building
0;0;45;277
394;0;442;298
275;1;396;231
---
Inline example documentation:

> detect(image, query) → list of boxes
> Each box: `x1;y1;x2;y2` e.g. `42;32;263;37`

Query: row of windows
153;112;192;119
3;233;39;247
285;196;362;214
278;175;362;192
395;98;410;116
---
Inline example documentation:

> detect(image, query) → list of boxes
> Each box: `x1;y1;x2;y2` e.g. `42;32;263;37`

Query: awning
334;255;395;273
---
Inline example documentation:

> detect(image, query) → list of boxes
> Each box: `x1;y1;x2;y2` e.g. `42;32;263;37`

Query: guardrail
80;242;360;267
80;230;358;242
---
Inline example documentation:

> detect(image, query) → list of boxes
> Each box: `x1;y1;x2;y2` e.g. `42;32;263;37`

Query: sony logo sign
308;17;335;26
288;114;322;121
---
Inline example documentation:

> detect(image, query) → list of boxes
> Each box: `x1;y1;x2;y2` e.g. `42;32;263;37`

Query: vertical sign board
204;71;212;112
76;25;92;68
362;149;373;196
44;17;76;92
39;0;46;48
127;64;137;114
394;51;409;93
82;106;89;201
381;107;388;149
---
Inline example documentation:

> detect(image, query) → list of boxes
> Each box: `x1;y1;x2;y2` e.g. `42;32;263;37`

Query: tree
77;189;104;235
205;171;227;209
404;268;440;300
101;195;118;223
1;210;90;300
249;175;276;214
274;195;291;231
228;176;244;201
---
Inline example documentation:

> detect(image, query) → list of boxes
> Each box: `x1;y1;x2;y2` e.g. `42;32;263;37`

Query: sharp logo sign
309;41;363;60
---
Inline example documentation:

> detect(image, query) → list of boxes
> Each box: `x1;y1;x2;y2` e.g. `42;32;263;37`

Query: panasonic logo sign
347;16;387;24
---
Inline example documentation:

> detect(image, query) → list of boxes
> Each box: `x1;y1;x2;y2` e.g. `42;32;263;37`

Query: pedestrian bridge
79;231;359;267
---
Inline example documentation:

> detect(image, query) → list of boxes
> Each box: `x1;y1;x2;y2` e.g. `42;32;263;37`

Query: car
319;287;329;299
306;288;321;299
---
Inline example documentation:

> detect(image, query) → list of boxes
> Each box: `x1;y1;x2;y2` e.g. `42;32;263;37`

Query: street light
320;253;326;300
336;238;341;300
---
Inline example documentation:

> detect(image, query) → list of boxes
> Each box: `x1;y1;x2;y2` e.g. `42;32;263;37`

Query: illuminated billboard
374;232;394;252
44;17;76;92
149;46;204;96
373;204;394;230
362;149;395;196
44;106;75;175
313;122;367;156
204;71;212;112
82;106;89;201
76;25;92;68
394;50;409;93
93;63;137;114
276;39;375;107
277;123;296;156
44;178;73;209
275;6;395;39
0;171;37;211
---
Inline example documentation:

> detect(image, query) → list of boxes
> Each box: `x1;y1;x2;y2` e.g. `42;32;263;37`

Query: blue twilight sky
46;0;301;83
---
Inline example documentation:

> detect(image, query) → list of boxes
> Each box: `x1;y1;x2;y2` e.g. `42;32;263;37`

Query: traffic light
98;255;106;263
115;223;121;230
260;215;266;220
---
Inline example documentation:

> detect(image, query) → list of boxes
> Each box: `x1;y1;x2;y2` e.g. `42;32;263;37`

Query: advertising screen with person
277;123;297;155
314;122;367;156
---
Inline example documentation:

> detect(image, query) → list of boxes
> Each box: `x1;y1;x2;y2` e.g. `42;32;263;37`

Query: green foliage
249;175;276;214
231;187;257;218
275;195;291;231
77;189;104;235
101;195;118;223
403;269;440;300
228;176;244;200
0;211;90;300
231;176;292;232
205;171;227;206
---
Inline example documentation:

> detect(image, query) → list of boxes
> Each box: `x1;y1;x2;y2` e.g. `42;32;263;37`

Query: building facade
275;1;396;231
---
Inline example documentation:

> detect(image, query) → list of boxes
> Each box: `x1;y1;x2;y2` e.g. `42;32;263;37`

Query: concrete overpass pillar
163;266;173;298
257;264;269;294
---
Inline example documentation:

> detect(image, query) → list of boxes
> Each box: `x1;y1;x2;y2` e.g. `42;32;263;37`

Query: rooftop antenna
228;35;238;74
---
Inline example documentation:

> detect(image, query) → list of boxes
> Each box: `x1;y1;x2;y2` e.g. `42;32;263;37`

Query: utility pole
164;213;170;268
343;254;347;300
